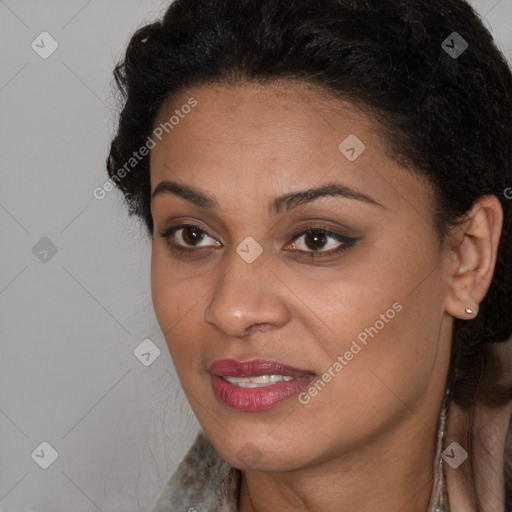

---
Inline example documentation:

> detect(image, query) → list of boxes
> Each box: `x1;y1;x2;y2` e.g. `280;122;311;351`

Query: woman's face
149;81;454;471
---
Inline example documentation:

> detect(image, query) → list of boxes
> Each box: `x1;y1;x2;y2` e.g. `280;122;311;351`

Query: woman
106;0;512;510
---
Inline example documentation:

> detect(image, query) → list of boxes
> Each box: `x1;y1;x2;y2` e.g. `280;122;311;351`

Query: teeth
223;374;295;388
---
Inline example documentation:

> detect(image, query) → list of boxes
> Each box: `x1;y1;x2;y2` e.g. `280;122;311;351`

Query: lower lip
211;374;315;411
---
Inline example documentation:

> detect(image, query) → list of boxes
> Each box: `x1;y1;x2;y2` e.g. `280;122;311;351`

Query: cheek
150;248;196;344
150;250;173;330
330;282;444;415
150;247;211;381
298;242;445;384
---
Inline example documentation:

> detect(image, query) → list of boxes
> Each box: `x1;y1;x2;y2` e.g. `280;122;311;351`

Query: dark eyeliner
289;228;359;259
158;224;359;259
157;224;212;256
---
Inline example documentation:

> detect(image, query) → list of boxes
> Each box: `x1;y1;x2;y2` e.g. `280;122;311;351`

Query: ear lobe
444;195;503;320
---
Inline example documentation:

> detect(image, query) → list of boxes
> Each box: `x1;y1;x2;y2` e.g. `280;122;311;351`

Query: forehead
148;80;433;224
151;81;382;181
152;80;370;143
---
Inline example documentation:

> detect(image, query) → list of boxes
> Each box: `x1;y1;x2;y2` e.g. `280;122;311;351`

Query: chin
210;433;311;472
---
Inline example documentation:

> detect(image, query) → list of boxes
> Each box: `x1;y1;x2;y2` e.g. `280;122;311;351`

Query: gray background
0;0;511;510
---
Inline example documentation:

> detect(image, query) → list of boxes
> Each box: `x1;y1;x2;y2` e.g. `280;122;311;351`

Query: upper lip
208;358;315;378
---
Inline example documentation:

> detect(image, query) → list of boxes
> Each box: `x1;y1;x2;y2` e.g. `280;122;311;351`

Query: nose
203;254;291;339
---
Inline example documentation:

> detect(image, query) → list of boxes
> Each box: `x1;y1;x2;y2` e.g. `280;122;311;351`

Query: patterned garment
151;395;448;512
151;430;240;512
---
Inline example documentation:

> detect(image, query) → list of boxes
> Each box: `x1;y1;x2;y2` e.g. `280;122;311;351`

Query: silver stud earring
465;307;474;315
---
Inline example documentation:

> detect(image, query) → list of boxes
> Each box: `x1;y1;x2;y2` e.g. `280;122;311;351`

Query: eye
158;224;220;252
286;228;358;259
158;223;358;259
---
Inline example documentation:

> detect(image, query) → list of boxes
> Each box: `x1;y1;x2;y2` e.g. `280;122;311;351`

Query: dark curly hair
107;0;512;507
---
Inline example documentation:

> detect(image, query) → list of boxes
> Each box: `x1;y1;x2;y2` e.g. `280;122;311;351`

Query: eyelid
288;227;353;247
285;228;358;258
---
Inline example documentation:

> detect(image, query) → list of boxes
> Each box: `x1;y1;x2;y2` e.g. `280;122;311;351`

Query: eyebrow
151;180;383;214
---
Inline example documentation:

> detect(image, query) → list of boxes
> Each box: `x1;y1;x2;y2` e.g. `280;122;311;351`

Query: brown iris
303;230;327;251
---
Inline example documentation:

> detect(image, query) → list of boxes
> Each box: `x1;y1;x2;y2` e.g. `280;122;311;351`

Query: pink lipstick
209;359;315;411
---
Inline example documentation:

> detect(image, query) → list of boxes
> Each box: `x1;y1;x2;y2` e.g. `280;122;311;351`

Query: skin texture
149;81;502;512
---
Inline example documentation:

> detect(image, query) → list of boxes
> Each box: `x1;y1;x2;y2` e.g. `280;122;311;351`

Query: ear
444;195;503;320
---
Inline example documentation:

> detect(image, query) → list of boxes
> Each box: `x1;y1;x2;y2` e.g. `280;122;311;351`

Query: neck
238;412;440;512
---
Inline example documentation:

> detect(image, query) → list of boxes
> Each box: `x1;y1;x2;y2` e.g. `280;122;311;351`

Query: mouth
208;358;316;411
222;374;295;388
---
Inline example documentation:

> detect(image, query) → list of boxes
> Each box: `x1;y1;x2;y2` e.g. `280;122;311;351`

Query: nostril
246;323;270;336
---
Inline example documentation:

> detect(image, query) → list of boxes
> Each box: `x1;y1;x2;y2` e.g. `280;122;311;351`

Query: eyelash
158;223;359;260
